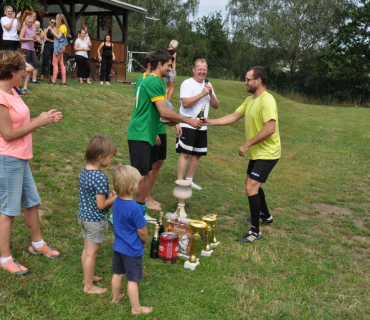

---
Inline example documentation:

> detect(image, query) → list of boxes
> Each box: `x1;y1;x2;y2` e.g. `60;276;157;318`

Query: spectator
40;18;55;82
74;29;92;84
19;16;39;84
1;6;21;51
0;50;62;275
97;34;115;85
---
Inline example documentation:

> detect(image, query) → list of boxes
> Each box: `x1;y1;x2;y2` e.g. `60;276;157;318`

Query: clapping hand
38;109;63;126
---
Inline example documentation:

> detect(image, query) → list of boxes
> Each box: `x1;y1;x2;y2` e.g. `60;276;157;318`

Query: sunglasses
50;21;55;24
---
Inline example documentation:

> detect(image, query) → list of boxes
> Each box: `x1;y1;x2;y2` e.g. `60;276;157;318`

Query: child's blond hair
113;165;141;198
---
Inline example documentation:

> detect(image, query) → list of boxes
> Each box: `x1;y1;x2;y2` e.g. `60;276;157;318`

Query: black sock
258;187;271;218
248;194;261;233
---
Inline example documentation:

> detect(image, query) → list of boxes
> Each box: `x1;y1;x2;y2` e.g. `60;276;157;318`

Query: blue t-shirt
78;167;110;222
113;199;147;257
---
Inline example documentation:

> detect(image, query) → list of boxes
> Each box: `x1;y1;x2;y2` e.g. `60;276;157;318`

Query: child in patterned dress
78;135;117;294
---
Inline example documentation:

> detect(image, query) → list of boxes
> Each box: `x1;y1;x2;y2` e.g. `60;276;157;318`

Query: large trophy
201;215;216;256
184;220;207;270
173;180;192;218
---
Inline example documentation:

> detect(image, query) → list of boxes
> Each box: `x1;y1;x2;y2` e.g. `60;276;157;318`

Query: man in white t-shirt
1;6;21;50
176;59;219;190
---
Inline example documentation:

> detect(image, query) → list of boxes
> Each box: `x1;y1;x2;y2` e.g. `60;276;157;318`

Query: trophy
201;215;216;256
207;214;220;248
173;179;192;218
184;220;208;270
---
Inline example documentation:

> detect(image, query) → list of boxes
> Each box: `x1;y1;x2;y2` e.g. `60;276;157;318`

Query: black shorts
112;251;143;282
176;127;207;156
128;140;153;176
247;159;279;183
2;40;20;51
152;133;167;163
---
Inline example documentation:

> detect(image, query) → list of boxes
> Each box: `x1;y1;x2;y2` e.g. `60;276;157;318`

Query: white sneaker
191;182;202;190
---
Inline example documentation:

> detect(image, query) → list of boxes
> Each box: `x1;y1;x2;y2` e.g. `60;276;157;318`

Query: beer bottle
197;104;206;119
158;212;165;236
150;224;160;259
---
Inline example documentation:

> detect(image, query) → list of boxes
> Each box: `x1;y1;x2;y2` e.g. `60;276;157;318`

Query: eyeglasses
50;21;55;24
245;77;257;83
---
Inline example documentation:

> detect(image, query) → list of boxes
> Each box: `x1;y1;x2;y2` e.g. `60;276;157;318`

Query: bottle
158;212;165;236
150;224;160;259
197;104;206;119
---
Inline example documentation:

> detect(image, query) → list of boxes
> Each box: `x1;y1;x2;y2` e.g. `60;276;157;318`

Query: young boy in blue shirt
111;165;153;315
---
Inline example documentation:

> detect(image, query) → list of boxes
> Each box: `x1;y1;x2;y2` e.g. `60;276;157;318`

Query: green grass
0;74;369;319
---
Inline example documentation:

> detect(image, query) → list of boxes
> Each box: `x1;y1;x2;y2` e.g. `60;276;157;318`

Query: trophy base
201;249;213;256
210;242;221;248
184;259;200;270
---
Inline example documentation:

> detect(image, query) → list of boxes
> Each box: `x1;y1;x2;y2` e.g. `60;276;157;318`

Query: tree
0;0;46;13
227;0;346;75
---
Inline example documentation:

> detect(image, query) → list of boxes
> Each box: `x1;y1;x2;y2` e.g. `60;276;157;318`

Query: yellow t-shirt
235;91;281;160
59;24;67;38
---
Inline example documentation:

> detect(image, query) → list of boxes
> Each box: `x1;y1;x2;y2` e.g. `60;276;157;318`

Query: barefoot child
111;165;153;315
78;135;117;294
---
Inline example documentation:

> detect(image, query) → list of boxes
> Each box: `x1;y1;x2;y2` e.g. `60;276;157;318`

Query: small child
111;165;153;315
78;135;118;294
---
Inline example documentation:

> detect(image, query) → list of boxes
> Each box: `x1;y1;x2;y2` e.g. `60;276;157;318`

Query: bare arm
96;191;117;210
172;52;177;72
3;16;15;31
137;226;148;248
204;111;243;126
74;40;87;52
97;43;103;60
209;86;219;109
181;85;211;108
238;120;276;157
49;26;62;39
19;26;33;42
0;106;62;141
155;100;203;129
112;44;115;60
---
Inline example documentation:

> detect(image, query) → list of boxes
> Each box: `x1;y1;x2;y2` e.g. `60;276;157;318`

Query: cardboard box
165;220;193;258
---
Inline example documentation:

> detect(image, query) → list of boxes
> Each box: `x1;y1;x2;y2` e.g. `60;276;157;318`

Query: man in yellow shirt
204;66;281;243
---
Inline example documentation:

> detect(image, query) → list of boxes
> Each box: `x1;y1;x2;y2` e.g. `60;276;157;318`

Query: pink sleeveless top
21;26;35;51
0;89;33;160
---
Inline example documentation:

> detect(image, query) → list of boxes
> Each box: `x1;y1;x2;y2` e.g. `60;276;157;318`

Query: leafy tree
0;0;46;13
227;0;346;75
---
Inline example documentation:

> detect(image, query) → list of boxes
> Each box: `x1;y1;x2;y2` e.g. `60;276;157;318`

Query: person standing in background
1;6;21;51
97;34;115;85
164;39;178;102
40;18;55;82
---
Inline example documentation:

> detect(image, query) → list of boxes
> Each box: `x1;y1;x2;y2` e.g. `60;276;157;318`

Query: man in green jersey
127;50;203;220
204;66;281;243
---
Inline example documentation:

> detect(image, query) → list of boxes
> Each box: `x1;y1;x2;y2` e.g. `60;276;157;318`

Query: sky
196;0;229;20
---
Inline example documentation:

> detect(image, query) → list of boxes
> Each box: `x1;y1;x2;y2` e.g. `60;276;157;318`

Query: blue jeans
0;155;41;216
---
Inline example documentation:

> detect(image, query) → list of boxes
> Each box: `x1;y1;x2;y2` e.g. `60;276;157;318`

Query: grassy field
0;74;369;320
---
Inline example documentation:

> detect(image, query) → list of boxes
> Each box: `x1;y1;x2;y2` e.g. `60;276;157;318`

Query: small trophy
207;214;220;248
184;220;208;270
201;215;216;256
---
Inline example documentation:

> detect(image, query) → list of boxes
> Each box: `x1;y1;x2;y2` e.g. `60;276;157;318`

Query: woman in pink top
19;16;39;83
0;51;62;275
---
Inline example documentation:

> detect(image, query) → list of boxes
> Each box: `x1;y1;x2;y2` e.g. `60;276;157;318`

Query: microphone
205;79;209;85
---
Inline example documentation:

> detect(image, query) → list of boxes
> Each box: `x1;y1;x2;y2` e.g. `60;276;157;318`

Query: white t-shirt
75;38;89;58
1;16;19;41
179;77;216;131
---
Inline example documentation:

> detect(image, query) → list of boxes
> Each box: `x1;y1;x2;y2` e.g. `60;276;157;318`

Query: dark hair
150;50;173;70
85;135;117;163
146;51;155;65
0;50;26;80
104;34;111;42
248;66;268;86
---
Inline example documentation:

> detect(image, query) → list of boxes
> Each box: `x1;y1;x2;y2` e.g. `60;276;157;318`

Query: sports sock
248;194;261;234
137;201;146;215
32;239;45;248
1;256;12;264
258;187;271;218
185;177;193;182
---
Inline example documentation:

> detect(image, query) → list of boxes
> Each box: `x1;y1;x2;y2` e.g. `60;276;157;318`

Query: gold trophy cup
201;215;216;256
184;220;208;270
206;214;220;248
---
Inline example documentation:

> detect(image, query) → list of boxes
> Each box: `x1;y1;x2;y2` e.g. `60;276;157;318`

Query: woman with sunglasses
0;50;62;275
40;18;56;82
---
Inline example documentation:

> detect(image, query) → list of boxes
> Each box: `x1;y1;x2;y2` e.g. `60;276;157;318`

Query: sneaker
60;83;67;87
22;88;31;94
49;81;55;86
28;242;60;258
15;88;24;96
29;80;40;84
108;214;113;225
100;81;104;85
1;257;28;275
144;213;157;224
236;231;262;243
190;182;202;190
260;215;273;224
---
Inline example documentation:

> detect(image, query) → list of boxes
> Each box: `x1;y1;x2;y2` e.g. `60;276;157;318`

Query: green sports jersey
235;91;281;160
128;73;166;146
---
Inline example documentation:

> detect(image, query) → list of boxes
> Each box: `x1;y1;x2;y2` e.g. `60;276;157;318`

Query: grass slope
0;74;369;319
